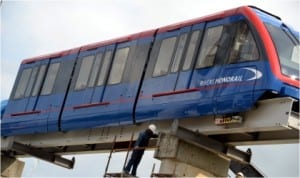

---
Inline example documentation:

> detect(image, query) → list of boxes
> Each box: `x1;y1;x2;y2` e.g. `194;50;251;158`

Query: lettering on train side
199;68;263;87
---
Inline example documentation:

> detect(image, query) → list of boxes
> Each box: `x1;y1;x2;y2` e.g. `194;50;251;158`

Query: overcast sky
1;0;299;177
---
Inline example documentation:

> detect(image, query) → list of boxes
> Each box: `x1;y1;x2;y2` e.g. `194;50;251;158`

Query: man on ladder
123;124;158;176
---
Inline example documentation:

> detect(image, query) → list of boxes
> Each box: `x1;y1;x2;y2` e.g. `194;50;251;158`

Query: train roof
21;5;271;64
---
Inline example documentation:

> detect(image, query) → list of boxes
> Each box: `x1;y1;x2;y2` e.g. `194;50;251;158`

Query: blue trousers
124;150;144;176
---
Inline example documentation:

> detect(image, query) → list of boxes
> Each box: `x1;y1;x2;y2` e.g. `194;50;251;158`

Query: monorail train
1;6;299;136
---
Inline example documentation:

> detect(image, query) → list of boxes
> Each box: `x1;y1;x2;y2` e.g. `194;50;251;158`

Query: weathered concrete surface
1;156;25;177
155;133;230;177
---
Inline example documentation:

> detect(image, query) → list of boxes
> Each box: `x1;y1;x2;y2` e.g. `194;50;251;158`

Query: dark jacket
134;129;158;149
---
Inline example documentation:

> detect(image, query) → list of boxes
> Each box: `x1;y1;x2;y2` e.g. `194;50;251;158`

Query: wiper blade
282;23;300;43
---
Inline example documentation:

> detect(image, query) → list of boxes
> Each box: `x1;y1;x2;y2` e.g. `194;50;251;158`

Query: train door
61;34;155;131
25;59;49;111
61;41;141;130
62;46;107;114
72;47;106;105
4;59;49;114
122;35;155;123
175;23;204;90
90;45;115;103
214;20;260;114
39;52;78;132
136;27;194;122
2;51;78;136
190;20;228;116
61;45;114;130
101;40;138;124
2;59;49;135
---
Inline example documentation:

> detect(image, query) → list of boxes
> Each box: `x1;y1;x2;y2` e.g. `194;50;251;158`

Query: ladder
103;134;134;178
103;133;160;177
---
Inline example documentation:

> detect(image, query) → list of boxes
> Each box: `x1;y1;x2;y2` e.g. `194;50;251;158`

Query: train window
53;59;76;93
228;22;259;63
13;68;32;99
171;33;188;73
196;25;223;68
24;66;38;97
124;43;150;83
75;55;95;90
40;63;60;95
88;53;103;87
32;65;47;96
97;51;112;86
182;30;201;70
265;23;299;79
153;37;177;77
108;47;130;85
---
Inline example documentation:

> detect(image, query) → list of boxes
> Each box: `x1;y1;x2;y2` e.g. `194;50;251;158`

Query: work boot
122;169;130;175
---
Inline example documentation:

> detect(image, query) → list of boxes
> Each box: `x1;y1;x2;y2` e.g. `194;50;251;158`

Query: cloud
3;0;299;59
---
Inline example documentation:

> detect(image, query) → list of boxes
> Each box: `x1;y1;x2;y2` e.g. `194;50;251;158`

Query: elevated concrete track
1;97;299;177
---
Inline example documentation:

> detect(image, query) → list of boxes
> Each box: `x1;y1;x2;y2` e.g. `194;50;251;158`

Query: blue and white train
1;6;299;136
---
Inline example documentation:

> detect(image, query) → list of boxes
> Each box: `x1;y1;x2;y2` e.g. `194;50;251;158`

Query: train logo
199;68;263;87
243;67;263;81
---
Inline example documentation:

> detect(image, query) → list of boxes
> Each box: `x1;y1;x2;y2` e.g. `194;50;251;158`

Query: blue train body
1;6;299;136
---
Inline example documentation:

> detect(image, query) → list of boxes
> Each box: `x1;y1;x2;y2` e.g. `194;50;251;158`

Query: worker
123;124;158;176
236;172;244;178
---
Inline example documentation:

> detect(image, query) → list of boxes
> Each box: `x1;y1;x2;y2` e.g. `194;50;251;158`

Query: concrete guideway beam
154;133;231;177
1;97;298;152
154;122;264;177
1;156;25;177
158;159;215;177
0;97;297;176
179;97;299;135
9;142;75;169
230;159;265;177
170;120;252;163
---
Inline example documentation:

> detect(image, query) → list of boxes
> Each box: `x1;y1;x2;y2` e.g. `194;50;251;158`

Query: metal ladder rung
104;172;136;177
104;133;135;177
150;173;174;177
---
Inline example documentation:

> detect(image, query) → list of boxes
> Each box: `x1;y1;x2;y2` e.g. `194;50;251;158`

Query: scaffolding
103;133;173;178
103;134;134;177
103;124;265;177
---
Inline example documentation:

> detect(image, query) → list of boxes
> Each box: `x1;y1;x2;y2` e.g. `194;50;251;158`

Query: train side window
182;30;201;70
153;37;177;77
32;65;47;96
75;55;95;90
228;22;259;63
123;44;142;83
108;47;130;85
196;25;223;68
88;53;103;87
40;63;60;95
13;68;32;99
171;33;188;73
24;66;39;97
97;51;112;86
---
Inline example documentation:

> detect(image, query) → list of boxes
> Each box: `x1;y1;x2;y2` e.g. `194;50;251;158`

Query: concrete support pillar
159;159;215;177
1;156;25;177
154;133;230;177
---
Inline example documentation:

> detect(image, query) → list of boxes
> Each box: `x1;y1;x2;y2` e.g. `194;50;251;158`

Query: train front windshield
265;23;300;81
